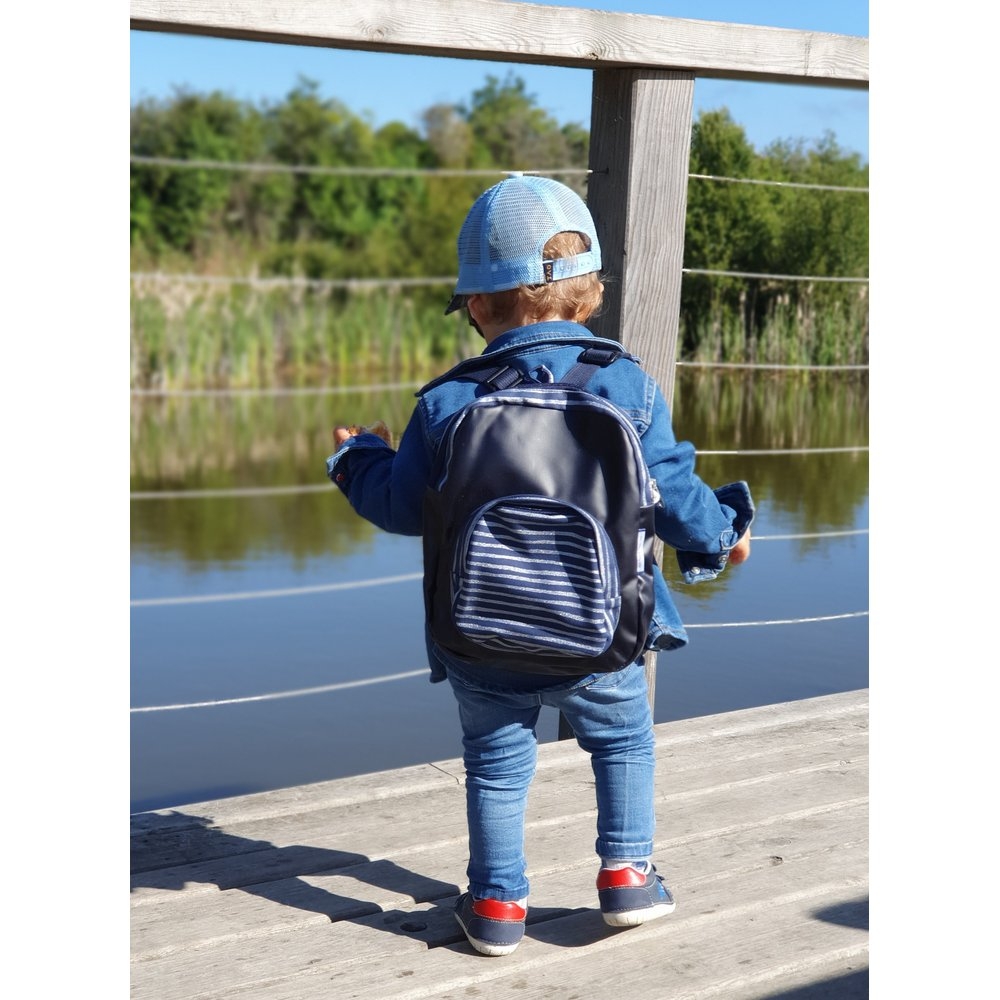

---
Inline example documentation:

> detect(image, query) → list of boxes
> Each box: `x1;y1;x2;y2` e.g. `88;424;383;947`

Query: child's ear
466;294;484;323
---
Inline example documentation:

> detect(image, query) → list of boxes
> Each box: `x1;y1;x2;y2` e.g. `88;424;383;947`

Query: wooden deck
131;689;868;999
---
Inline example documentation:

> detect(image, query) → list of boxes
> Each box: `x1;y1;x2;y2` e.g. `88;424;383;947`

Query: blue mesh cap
444;174;602;314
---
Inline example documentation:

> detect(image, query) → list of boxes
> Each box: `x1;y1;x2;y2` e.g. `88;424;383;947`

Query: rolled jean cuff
468;884;530;903
595;838;655;860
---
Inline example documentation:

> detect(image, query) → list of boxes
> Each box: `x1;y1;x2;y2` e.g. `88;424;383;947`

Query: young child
327;174;752;957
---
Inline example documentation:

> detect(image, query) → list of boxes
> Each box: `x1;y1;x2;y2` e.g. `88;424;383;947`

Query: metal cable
131;381;425;397
131;268;868;288
130;529;868;608
130;272;455;290
131;572;422;607
675;362;868;372
688;172;868;194
129;610;869;713
129;156;592;178
130;484;331;500
697;446;867;456
682;267;867;284
130;157;866;193
129;447;868;501
130;362;869;397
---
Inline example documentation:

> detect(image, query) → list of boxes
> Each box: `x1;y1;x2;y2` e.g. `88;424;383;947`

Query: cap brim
444;293;467;315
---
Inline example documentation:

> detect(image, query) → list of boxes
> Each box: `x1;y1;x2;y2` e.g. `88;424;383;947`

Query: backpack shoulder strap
454;364;527;391
417;357;528;395
417;340;640;396
470;347;632;393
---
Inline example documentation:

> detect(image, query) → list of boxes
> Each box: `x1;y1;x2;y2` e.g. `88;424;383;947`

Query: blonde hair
474;232;604;326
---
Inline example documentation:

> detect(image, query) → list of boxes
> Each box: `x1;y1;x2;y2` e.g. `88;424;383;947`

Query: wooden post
586;67;694;403
558;68;695;741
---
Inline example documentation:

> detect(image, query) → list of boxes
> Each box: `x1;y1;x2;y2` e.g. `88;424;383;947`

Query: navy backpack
420;345;658;675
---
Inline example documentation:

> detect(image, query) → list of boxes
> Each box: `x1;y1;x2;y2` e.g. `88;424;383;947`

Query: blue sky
130;0;869;161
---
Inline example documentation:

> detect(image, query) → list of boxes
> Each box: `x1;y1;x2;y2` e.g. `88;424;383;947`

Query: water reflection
130;368;868;812
131;369;868;563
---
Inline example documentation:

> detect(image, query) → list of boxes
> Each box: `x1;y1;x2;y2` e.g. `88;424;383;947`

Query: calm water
130;368;869;814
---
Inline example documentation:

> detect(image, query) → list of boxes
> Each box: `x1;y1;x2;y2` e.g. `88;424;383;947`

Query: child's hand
729;528;751;565
333;421;394;448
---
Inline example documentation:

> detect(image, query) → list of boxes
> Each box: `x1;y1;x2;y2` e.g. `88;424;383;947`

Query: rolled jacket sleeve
674;481;755;583
325;408;431;536
641;387;747;549
637;384;755;584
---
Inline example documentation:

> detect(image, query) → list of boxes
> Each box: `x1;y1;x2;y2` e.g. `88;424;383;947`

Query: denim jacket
327;321;754;679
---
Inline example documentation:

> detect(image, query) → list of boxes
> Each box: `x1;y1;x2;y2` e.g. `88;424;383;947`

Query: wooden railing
129;0;869;706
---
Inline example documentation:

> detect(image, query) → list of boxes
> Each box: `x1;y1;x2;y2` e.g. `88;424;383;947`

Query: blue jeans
443;656;656;902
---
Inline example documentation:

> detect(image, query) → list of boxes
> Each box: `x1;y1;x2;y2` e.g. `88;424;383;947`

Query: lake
130;366;869;814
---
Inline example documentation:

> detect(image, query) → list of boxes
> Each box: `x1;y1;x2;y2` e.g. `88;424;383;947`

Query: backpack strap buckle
576;347;624;367
562;347;627;388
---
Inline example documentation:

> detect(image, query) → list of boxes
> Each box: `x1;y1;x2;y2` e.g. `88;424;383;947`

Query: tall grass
131;279;868;390
130;280;482;390
681;286;869;368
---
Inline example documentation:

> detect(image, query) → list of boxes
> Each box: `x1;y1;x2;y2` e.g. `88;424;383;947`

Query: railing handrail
129;0;869;89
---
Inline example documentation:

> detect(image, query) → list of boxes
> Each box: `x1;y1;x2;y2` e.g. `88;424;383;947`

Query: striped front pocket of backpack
452;496;621;658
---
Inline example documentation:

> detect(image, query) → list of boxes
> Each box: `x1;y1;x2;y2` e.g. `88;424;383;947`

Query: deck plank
131;689;868;999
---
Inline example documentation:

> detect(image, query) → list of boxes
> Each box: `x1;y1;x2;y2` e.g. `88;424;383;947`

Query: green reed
131;281;866;390
682;292;868;368
130;281;482;390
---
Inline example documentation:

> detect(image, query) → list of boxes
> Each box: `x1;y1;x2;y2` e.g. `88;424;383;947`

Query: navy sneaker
596;862;676;927
453;892;527;956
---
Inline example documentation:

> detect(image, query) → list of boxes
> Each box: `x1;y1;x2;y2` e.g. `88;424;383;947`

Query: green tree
130;89;267;260
682;109;868;363
755;133;869;363
131;78;869;386
264;79;377;248
461;73;587;180
683;109;775;358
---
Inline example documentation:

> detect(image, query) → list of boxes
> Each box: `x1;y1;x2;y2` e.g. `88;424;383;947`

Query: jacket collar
417;321;631;395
